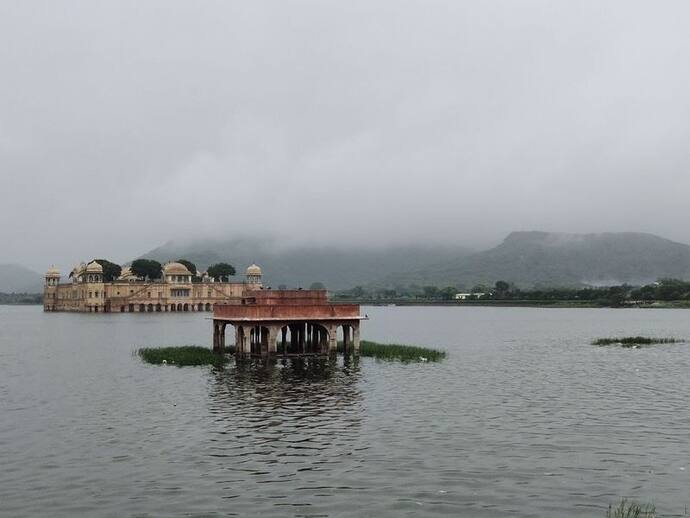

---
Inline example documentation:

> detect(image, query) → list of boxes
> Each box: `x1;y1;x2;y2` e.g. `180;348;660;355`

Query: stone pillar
212;321;222;353
268;326;278;354
258;326;270;357
343;325;350;354
220;323;226;351
353;323;360;353
328;324;338;353
299;322;305;353
236;326;247;356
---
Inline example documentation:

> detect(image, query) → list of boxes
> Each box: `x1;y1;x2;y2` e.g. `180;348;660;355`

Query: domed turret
118;266;138;282
163;262;192;283
86;261;103;273
85;261;103;283
246;264;262;285
45;266;61;287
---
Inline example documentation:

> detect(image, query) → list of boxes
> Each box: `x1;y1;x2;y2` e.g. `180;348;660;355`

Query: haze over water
2;305;689;517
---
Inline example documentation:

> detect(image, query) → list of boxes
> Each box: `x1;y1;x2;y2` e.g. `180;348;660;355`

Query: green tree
350;286;366;298
93;259;122;282
440;286;457;300
207;262;236;282
422;286;439;298
130;259;162;280
495;280;510;293
309;281;326;290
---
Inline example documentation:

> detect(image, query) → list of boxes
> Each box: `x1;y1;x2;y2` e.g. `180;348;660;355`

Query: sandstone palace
43;261;263;313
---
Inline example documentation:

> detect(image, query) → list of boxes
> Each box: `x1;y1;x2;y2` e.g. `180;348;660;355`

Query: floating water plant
593;336;681;348
606;499;656;518
138;341;445;366
339;340;446;362
137;346;230;367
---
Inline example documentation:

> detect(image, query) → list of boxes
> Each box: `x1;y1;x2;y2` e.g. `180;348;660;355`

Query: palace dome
246;264;262;276
86;261;103;273
163;262;192;276
46;265;60;276
118;266;137;280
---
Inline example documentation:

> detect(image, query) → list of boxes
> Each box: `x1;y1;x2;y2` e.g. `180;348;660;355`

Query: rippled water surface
2;305;690;517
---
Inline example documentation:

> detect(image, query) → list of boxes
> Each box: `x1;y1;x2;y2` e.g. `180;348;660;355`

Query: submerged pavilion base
212;318;361;357
211;289;364;358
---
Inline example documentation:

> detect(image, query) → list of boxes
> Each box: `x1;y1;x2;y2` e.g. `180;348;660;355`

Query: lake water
1;305;690;517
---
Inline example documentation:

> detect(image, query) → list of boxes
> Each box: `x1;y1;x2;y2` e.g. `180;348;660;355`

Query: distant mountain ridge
0;264;43;293
382;231;690;289
7;231;686;294
139;238;473;290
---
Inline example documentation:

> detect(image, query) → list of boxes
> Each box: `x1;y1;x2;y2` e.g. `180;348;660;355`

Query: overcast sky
2;1;690;271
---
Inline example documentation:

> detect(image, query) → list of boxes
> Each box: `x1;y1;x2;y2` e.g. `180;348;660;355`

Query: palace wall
45;280;258;313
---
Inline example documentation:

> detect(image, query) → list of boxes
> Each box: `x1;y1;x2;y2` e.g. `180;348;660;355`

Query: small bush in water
593;337;680;347
606;499;655;518
338;340;446;362
138;346;229;367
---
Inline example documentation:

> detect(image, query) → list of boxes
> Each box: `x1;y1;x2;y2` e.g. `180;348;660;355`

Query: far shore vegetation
0;292;43;305
593;337;681;347
333;278;690;308
138;341;446;366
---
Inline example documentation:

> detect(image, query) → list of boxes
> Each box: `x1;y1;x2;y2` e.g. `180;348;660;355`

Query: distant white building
454;292;486;300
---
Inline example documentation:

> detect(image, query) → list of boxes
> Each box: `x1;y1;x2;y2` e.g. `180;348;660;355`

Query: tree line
86;259;237;282
335;278;690;306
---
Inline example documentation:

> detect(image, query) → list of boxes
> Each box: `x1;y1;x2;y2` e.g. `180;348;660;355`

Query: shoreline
336;299;690;309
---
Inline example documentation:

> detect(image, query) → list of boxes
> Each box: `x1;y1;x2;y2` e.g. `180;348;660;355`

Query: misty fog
2;1;690;271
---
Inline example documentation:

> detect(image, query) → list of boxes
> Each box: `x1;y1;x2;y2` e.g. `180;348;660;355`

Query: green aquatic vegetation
593;336;681;347
606;499;656;518
137;346;230;367
339;340;446;362
138;341;446;366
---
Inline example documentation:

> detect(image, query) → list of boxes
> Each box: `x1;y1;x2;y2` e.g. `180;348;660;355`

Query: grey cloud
2;0;690;271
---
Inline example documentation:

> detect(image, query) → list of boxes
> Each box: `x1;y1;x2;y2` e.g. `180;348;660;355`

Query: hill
382;232;690;289
0;264;43;293
138;238;473;290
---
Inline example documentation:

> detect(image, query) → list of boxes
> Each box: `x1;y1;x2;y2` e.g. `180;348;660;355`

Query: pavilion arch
177;303;183;311
197;303;203;311
155;303;162;312
183;303;189;312
170;304;176;312
147;303;153;312
248;325;271;355
205;303;211;311
338;324;355;354
139;304;145;312
273;322;330;355
120;306;125;313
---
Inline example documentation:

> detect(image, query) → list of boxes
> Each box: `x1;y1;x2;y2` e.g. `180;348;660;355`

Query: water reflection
204;357;367;514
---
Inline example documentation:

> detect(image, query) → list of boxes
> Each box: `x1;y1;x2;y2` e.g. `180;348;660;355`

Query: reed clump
137;346;229;367
339;340;446;362
606;499;656;518
593;336;680;347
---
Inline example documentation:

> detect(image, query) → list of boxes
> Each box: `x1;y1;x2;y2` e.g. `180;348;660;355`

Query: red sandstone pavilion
212;289;365;357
